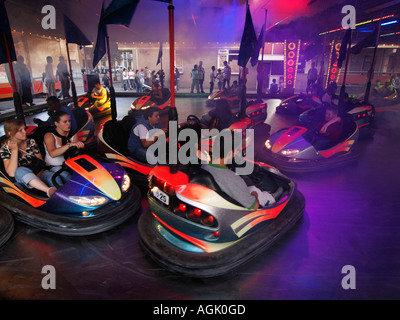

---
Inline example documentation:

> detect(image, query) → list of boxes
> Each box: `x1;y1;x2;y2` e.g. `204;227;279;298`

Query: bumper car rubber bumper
0;207;14;247
0;185;141;236
259;150;360;173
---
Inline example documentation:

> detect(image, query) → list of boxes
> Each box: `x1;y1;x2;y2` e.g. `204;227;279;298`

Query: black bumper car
276;94;322;115
0;207;14;247
130;88;171;116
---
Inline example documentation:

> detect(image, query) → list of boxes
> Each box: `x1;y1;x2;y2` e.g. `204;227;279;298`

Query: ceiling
5;0;400;44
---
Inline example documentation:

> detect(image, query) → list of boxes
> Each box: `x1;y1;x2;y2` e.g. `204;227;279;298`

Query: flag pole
65;42;79;109
339;29;352;108
2;31;24;122
259;9;267;99
105;33;117;121
364;24;381;104
239;0;250;119
168;0;178;174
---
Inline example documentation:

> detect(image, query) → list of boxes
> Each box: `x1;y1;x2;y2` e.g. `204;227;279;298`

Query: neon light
319;14;395;35
381;20;397;26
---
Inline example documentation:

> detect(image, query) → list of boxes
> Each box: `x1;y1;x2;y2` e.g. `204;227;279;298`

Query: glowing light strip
325;41;335;88
284;40;287;89
319;14;395;35
294;40;301;88
381;20;398;26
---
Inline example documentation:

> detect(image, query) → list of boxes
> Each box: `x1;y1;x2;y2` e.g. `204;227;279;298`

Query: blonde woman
0;119;56;197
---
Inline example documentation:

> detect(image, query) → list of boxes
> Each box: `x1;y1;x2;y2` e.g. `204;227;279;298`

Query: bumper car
206;89;240;109
97;115;155;190
276;94;322;115
358;86;399;107
298;101;375;139
130;88;171;116
0;153;141;236
0;207;14;247
263;114;359;173
72;94;111;119
138;162;305;278
199;100;267;129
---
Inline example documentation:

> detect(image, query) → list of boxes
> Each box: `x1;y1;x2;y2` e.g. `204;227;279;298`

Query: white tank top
44;133;71;167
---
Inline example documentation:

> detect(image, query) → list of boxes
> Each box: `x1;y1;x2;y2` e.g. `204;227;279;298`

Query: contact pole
106;34;117;121
66;42;79;109
168;1;178;174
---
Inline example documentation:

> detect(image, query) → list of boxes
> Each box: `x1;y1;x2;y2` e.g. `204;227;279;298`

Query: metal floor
0;97;400;300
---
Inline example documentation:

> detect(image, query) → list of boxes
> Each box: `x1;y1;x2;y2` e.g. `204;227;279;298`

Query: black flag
93;3;108;68
64;15;91;47
350;27;379;55
0;0;16;64
250;23;265;67
337;28;351;68
238;4;257;68
157;42;162;65
101;0;140;27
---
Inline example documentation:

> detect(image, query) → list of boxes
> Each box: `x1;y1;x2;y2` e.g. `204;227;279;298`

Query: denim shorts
40;166;72;187
14;166;42;188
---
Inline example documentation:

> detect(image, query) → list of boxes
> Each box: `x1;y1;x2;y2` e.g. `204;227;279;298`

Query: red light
204;215;214;224
213;231;219;238
179;203;186;212
164;182;175;194
194;208;202;217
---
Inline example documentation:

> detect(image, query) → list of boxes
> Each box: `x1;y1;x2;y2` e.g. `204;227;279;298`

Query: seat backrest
72;107;89;131
120;115;136;136
189;168;244;207
102;120;130;156
339;114;357;141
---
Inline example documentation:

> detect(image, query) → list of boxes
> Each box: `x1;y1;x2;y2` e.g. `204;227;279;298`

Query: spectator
45;56;56;98
216;68;224;91
15;56;35;107
190;64;200;94
209;66;216;94
174;67;180;92
223;61;231;89
269;79;278;94
198;61;205;93
56;56;71;98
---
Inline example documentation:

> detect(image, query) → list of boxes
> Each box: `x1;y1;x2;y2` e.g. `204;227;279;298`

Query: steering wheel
50;164;72;189
63;145;86;160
